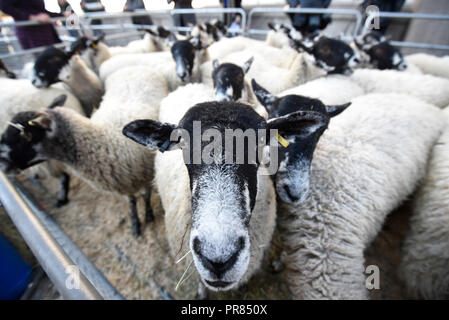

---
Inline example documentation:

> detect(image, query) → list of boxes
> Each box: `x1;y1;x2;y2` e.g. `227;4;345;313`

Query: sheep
287;33;361;74
20;62;34;79
58;56;105;117
207;36;298;69
209;57;256;104
252;85;445;299
279;75;366;106
31;47;105;117
350;68;449;108
0;79;84;133
400;107;449;300
0;66;169;236
108;28;170;56
192;20;228;43
0;80;84;206
201;50;326;95
406;53;449;80
67;35;112;74
99;35;209;91
266;23;296;49
354;31;407;70
122;94;334;295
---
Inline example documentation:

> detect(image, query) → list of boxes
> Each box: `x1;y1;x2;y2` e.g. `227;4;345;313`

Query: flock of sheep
0;19;448;300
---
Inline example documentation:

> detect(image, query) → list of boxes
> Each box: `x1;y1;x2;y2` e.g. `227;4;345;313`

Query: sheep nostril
283;185;299;202
192;236;201;256
194;237;244;278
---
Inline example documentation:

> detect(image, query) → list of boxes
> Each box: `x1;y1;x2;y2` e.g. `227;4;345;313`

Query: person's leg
26;26;61;49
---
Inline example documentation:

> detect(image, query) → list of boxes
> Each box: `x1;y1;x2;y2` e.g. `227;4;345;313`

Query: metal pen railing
363;11;449;51
0;171;124;300
171;7;246;34
0;8;247;63
247;7;363;37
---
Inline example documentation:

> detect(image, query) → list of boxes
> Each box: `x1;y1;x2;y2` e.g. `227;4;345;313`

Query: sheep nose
193;236;245;278
283;184;300;202
179;71;188;81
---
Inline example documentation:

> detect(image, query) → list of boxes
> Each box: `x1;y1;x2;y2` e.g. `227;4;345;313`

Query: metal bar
390;40;449;51
363;11;449;51
83;9;170;21
0;43;67;60
247;8;362;37
0;16;66;28
0;10;169;29
0;171;101;299
10;177;124;300
0;171;120;300
171;8;246;34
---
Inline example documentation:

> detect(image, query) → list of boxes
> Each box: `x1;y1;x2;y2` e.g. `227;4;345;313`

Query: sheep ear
325;102;351;117
157;26;172;38
251;79;276;112
47;95;67;109
243;56;254;74
267;22;276;31
167;33;177;46
204;22;213;34
144;28;159;37
122;120;181;152
212;59;220;70
29;113;52;131
289;38;313;53
94;33;105;44
191;35;208;50
267;110;329;144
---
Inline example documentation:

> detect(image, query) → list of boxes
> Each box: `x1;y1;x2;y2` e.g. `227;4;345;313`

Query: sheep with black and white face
1;66;169;236
251;79;350;203
100;34;209;91
355;31;407;71
30;46;104;117
211;57;254;102
289;34;361;75
123;100;330;292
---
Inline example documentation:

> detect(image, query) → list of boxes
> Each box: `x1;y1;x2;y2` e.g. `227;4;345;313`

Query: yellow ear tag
276;133;289;148
91;42;97;49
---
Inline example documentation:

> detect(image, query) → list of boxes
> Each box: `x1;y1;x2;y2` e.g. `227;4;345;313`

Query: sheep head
356;31;407;70
289;34;361;75
251;79;351;204
0;95;67;174
31;47;71;88
170;35;209;83
123;100;334;291
211;56;254;102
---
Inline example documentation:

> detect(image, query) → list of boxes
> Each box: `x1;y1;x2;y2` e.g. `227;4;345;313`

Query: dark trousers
15;24;61;50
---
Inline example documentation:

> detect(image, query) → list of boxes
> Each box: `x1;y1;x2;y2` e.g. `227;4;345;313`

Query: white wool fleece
401;107;449;300
350;68;449;108
278;93;446;299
